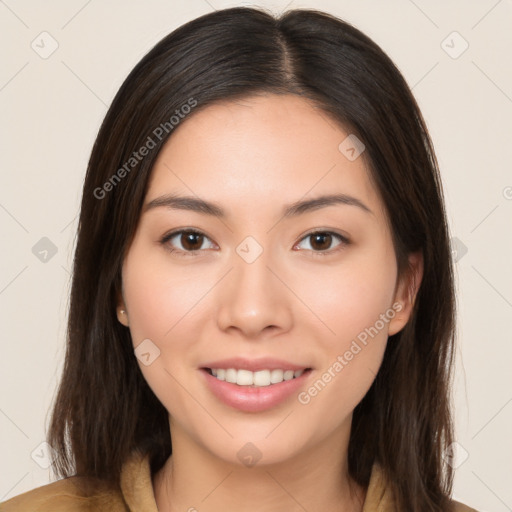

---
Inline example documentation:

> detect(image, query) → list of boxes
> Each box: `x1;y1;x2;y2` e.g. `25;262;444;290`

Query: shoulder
0;476;128;512
366;462;479;512
452;499;480;512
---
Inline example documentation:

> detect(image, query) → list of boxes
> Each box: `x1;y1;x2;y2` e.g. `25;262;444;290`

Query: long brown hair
47;7;456;510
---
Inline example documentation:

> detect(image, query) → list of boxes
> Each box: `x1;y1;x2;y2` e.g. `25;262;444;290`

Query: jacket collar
120;450;394;511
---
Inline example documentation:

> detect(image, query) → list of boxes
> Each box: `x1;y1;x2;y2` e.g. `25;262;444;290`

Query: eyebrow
143;193;373;218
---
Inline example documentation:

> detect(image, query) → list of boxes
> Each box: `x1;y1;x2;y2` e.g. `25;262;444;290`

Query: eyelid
160;228;217;257
294;229;350;255
298;228;350;244
159;228;350;256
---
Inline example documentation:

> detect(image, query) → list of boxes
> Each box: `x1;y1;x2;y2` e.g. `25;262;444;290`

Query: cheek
121;245;220;407
290;244;397;343
122;231;398;432
122;249;212;345
121;252;207;419
293;244;396;414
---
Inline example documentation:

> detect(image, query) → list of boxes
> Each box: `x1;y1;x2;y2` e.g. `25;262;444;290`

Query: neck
152;419;366;512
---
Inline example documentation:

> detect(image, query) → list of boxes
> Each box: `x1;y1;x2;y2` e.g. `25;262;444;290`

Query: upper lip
200;357;312;372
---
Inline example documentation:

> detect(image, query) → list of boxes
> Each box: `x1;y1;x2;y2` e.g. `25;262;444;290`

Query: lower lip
200;368;313;412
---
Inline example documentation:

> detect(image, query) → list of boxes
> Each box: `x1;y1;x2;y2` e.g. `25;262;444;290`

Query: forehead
145;94;383;219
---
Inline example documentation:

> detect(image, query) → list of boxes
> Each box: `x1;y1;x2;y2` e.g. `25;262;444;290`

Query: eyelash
159;228;350;258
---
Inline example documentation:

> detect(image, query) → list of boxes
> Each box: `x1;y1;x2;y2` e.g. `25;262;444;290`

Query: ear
116;289;130;327
387;251;423;336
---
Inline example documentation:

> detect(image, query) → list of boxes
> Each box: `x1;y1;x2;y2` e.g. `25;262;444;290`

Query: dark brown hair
47;6;456;510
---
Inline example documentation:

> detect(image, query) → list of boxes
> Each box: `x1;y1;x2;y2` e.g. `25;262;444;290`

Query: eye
160;229;216;256
294;230;349;255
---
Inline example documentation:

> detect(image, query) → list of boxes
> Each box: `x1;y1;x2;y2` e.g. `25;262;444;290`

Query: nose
216;248;293;339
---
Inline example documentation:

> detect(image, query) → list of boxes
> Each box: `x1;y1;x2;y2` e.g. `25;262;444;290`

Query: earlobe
388;251;424;336
117;307;129;327
116;285;129;327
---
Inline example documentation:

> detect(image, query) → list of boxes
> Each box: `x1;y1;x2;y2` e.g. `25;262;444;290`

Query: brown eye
309;233;333;251
180;232;204;251
295;231;349;254
161;229;215;255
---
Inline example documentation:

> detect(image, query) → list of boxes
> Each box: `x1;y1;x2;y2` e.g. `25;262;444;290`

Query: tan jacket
0;450;477;511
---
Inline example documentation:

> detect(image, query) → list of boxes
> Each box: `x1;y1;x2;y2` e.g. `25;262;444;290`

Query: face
117;93;421;467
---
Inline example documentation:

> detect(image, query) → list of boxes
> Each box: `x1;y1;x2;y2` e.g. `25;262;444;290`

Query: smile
200;367;313;412
206;367;309;387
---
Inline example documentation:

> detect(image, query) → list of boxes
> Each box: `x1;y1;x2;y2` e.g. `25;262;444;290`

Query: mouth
198;356;314;411
201;367;313;387
200;366;314;412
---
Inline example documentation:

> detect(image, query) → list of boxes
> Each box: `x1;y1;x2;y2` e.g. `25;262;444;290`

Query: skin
117;93;423;512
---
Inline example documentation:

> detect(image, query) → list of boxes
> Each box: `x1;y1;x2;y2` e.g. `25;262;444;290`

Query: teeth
209;368;306;387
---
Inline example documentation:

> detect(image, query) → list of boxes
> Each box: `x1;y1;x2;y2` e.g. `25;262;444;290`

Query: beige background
1;0;511;510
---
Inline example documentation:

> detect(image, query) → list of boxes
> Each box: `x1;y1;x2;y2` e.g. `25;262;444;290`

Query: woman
1;6;477;511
